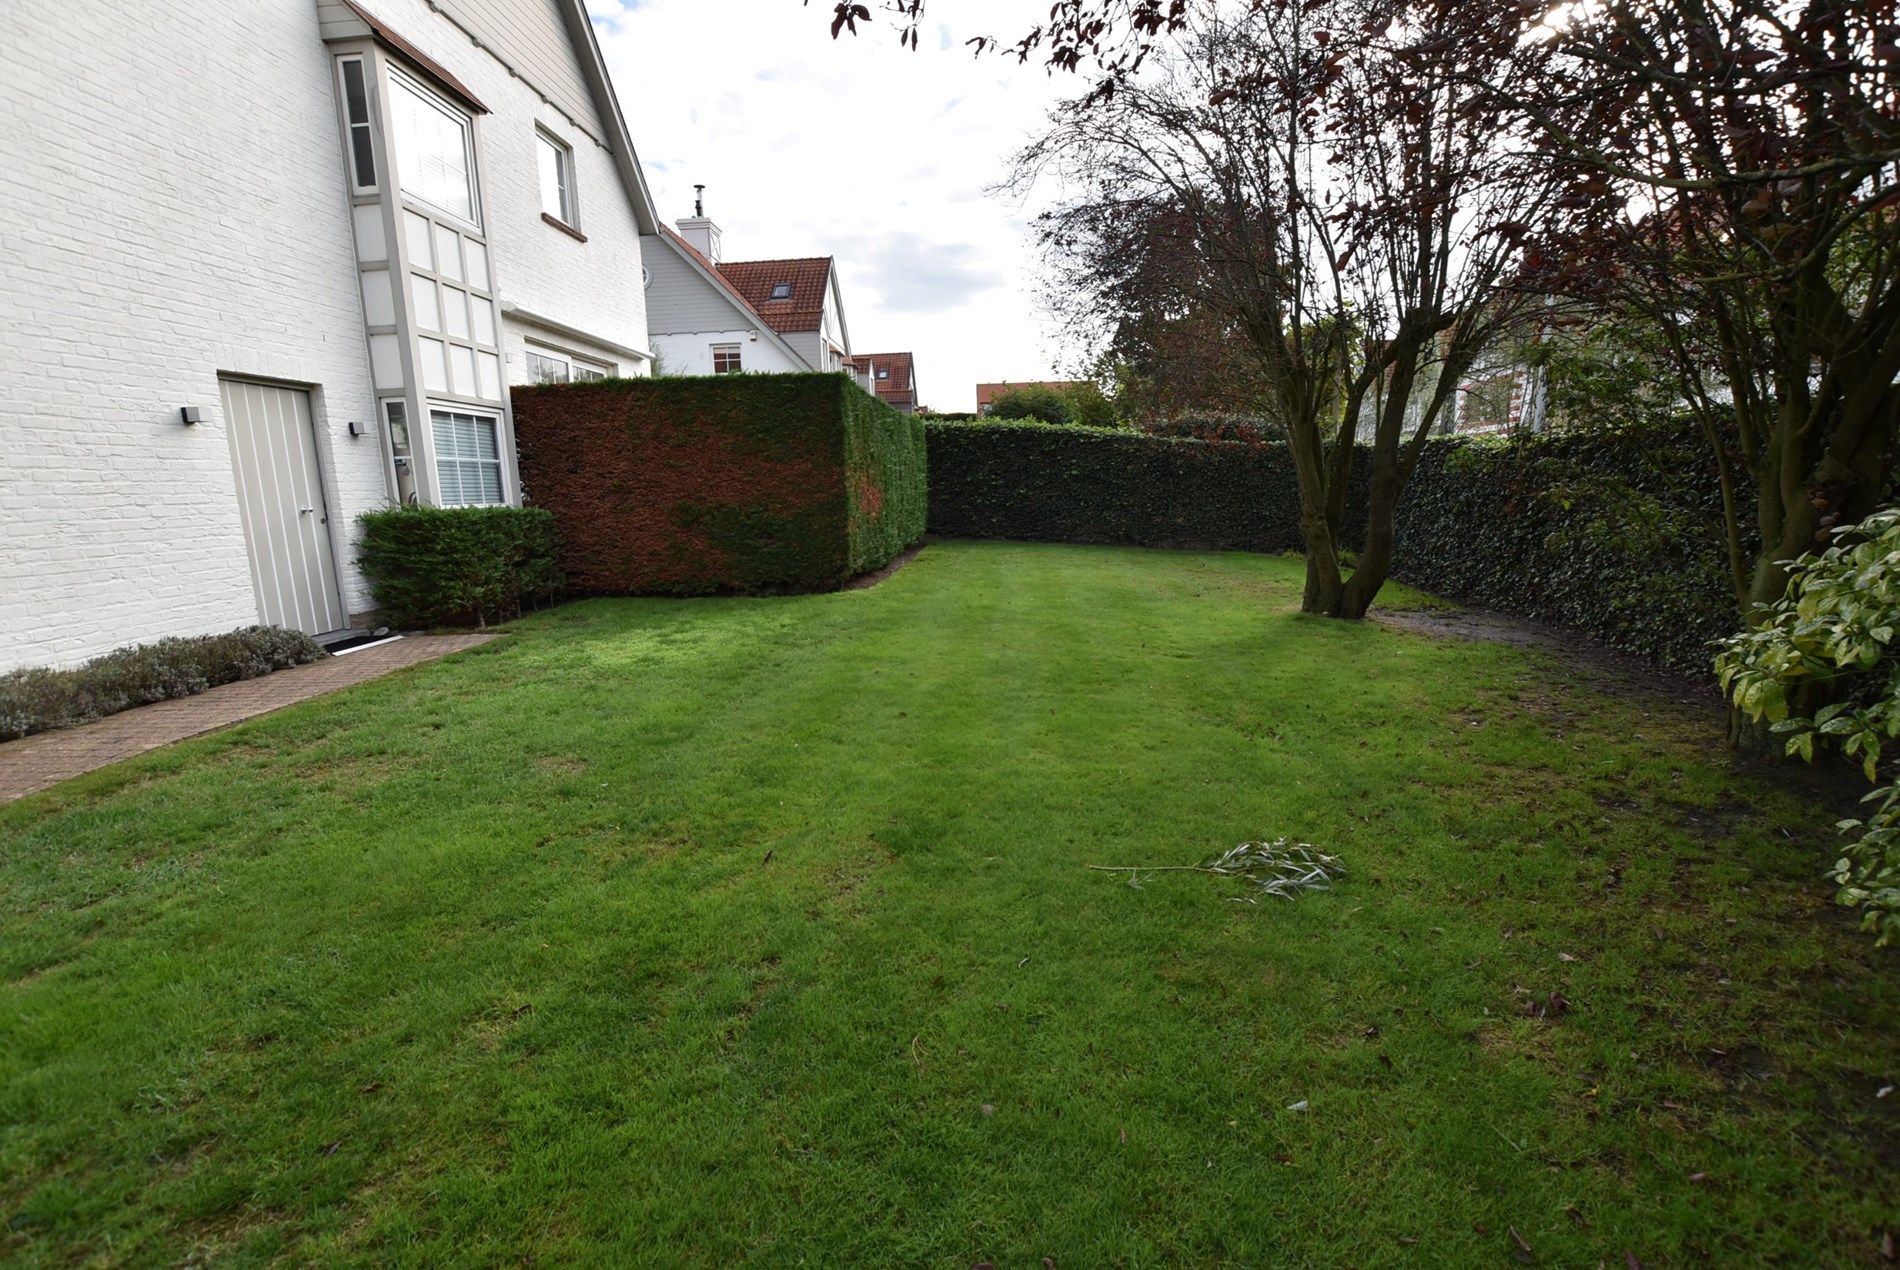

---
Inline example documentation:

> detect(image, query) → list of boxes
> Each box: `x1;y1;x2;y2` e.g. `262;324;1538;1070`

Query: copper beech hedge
512;374;926;595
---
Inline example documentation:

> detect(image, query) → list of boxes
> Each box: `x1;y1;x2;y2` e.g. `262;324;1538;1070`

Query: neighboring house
718;257;853;373
0;0;661;672
1444;357;1549;436
975;382;1080;417
644;206;856;377
640;220;814;377
847;353;921;414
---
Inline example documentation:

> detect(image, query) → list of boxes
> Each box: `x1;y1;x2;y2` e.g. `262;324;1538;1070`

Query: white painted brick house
0;0;662;672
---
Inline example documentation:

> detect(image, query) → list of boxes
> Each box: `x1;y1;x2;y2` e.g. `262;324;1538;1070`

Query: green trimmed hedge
356;506;563;627
924;420;1329;552
844;378;928;573
1;627;325;741
925;418;1744;675
1390;425;1745;674
513;374;925;595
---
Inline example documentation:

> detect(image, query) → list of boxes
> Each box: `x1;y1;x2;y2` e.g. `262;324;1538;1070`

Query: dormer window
769;282;792;300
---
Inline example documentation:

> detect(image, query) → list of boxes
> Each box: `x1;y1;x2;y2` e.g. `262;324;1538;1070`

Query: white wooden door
220;379;347;635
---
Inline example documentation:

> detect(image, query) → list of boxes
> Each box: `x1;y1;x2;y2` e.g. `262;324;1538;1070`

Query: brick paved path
0;634;497;803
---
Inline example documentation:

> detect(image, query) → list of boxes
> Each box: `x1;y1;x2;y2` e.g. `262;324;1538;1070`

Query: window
769;282;792;300
431;409;505;505
711;344;742;374
384;400;418;505
537;132;575;226
338;59;377;191
525;348;612;384
876;368;891;380
389;70;478;224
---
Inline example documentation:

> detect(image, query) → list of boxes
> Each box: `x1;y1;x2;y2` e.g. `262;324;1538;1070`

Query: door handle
300;507;316;515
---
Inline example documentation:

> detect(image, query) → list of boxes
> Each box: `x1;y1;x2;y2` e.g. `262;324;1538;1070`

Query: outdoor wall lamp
179;406;205;425
348;420;370;437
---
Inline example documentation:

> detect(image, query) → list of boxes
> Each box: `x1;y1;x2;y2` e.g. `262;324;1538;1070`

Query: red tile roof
848;352;917;408
716;258;834;335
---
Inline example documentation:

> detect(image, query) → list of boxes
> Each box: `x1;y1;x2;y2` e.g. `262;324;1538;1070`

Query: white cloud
587;0;1085;411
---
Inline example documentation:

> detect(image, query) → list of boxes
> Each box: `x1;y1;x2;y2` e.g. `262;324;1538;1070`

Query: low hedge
513;374;925;595
0;627;325;741
925;418;1745;676
925;420;1338;552
356;506;563;627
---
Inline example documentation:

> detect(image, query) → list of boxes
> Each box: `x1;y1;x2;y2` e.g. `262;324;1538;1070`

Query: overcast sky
586;0;1083;412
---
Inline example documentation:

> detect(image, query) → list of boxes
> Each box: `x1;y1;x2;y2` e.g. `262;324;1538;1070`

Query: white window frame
524;346;612;384
711;344;743;375
536;129;577;228
381;398;420;506
429;406;508;507
388;67;481;230
336;57;379;194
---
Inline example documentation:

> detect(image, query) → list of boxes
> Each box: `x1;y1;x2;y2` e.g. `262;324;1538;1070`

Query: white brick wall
0;4;382;671
0;1;657;673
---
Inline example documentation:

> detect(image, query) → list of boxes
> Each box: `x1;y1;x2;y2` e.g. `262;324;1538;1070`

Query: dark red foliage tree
1486;0;1900;617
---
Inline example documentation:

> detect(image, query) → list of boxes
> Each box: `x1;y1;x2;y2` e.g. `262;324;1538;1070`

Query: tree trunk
1337;458;1403;619
1303;547;1345;614
1300;503;1346;614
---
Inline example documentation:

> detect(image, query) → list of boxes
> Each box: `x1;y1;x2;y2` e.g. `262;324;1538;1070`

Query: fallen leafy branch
1089;839;1345;901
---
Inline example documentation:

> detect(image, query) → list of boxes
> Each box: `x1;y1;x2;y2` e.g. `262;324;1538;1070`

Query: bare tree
817;0;1192;84
1014;1;1563;617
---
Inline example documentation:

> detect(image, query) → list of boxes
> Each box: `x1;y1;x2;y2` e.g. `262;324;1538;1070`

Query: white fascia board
828;265;851;356
500;301;653;362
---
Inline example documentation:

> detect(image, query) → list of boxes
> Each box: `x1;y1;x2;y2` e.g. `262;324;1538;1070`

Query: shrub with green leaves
356;506;564;628
1062;382;1121;429
1717;506;1900;944
988;385;1076;425
0;627;325;741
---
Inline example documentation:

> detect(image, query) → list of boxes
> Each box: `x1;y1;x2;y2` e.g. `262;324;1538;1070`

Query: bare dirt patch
1375;605;1717;710
1376;601;1869;816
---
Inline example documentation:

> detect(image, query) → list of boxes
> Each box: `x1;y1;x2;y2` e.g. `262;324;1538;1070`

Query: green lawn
3;542;1895;1267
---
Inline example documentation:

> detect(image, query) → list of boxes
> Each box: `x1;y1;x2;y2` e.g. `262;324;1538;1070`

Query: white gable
433;0;605;140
